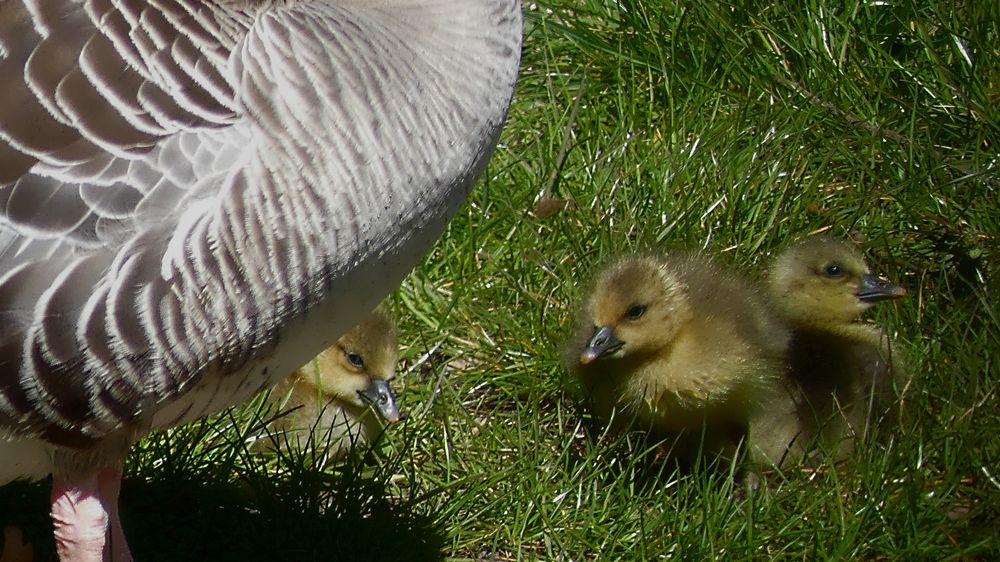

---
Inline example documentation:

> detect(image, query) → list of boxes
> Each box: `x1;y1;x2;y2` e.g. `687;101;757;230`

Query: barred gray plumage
0;0;521;559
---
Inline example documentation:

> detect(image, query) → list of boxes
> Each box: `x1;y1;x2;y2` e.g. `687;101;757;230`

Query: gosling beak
580;325;624;365
857;274;906;303
358;379;400;423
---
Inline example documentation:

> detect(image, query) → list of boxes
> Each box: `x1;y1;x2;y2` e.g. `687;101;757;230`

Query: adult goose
0;1;521;560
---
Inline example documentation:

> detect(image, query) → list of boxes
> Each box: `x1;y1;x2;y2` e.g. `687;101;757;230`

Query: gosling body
754;235;907;467
566;252;789;464
263;307;400;461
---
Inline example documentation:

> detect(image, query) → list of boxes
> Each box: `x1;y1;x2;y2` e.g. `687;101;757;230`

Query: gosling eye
625;304;647;320
824;263;845;278
346;352;364;369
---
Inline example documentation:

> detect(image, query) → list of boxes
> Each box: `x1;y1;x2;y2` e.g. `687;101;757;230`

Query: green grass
2;0;998;559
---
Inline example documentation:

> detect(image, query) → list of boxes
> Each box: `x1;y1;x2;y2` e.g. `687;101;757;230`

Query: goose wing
0;0;522;449
0;1;255;447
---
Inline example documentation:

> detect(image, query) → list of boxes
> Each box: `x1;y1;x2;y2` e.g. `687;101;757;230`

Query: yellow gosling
566;252;789;467
753;235;907;467
263;306;400;461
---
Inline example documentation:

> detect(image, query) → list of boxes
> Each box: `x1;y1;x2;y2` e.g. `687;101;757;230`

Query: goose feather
0;0;521;559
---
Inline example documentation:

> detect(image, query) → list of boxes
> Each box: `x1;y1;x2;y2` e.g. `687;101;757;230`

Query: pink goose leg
51;465;132;562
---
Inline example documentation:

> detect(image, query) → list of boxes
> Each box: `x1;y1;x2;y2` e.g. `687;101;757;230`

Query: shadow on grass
564;393;751;493
0;466;445;562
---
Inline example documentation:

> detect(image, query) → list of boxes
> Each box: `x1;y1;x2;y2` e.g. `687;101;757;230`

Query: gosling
753;235;907;467
565;252;789;466
262;306;400;461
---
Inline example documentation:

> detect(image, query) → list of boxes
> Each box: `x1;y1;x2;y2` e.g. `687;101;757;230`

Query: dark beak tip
580;325;623;363
858;275;907;303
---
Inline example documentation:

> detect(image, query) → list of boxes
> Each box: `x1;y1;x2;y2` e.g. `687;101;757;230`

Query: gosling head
769;235;906;328
577;255;692;365
310;307;401;422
